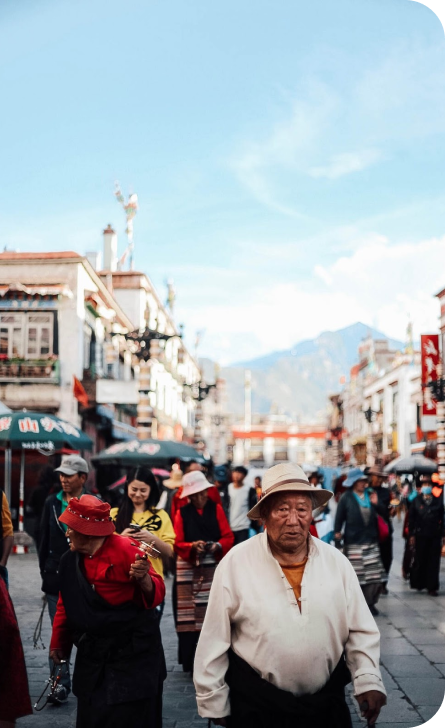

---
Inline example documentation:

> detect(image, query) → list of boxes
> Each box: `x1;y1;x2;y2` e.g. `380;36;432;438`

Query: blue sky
1;0;445;364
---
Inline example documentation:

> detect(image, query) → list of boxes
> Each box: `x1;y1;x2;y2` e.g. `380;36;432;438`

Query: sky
1;0;445;364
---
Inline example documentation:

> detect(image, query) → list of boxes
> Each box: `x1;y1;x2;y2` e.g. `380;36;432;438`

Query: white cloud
176;234;445;365
309;149;384;180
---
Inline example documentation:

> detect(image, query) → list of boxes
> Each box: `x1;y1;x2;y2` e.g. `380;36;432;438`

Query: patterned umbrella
92;438;205;467
0;411;92;451
0;411;92;537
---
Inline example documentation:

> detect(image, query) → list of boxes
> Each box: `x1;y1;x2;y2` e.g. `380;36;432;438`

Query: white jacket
194;531;386;718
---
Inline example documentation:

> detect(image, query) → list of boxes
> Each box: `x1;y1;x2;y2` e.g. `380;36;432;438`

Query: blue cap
344;467;367;488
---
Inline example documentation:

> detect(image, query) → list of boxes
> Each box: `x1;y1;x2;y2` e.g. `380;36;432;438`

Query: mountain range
219;322;405;422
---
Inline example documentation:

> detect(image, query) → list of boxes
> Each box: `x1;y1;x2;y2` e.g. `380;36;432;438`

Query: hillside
220;323;404;421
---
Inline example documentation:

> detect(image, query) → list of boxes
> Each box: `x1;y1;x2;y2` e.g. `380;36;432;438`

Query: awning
0;283;73;298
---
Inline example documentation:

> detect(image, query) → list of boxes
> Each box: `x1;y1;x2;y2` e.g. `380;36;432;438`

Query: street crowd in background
1;456;444;727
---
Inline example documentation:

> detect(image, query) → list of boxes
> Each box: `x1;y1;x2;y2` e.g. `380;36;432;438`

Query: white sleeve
344;562;387;697
193;560;233;718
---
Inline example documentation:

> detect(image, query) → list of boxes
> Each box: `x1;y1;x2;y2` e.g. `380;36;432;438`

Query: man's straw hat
247;462;332;519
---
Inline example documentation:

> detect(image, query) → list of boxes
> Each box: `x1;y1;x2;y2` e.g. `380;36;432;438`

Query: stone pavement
7;519;445;727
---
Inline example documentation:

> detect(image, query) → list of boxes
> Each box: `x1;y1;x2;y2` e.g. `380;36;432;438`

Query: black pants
77;694;162;728
233;529;250;545
410;535;442;592
379;536;393;581
226;650;352;728
178;631;200;673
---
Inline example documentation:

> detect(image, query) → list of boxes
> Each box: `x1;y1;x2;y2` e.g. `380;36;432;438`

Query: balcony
0;357;60;383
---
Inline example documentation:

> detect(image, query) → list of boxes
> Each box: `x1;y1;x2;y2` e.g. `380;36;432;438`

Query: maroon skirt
0;576;33;720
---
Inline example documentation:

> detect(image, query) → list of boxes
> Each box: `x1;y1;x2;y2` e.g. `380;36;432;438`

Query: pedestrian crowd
1;455;444;727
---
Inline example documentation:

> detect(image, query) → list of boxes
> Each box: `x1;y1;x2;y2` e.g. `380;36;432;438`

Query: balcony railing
0;358;60;383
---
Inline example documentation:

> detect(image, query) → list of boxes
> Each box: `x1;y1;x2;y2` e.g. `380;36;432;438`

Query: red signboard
421;334;440;416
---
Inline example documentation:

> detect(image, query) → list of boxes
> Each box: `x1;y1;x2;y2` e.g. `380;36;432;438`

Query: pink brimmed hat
59;494;115;536
181;471;212;498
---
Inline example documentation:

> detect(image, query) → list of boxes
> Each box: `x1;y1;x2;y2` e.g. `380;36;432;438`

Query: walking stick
33;595;47;650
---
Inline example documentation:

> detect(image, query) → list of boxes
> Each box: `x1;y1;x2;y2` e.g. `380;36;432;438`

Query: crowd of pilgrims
1;457;444;727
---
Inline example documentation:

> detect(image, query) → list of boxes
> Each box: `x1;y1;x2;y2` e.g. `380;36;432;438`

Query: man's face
370;475;383;488
264;493;313;554
59;471;86;498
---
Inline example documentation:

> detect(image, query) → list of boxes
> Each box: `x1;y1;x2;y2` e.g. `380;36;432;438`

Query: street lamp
125;321;182;440
184;380;218;445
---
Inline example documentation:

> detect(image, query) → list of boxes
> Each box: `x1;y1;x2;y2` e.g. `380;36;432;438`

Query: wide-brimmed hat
59;494;115;536
247;463;332;519
164;469;183;489
181;471;212;498
344;468;368;489
367;466;386;478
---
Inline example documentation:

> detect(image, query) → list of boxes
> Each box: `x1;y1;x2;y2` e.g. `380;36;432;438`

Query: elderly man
49;495;166;728
194;463;386;728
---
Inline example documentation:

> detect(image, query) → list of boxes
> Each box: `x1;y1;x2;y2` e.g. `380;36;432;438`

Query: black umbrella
91;438;206;468
383;455;437;475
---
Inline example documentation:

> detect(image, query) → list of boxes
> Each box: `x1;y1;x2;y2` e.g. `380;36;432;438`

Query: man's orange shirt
280;557;308;611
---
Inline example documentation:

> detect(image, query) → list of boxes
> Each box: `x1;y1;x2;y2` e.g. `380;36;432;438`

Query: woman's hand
369;492;378;506
192;540;206;554
129;553;150;581
209;542;222;554
129;529;151;541
49;648;66;665
334;532;342;541
121;527;138;537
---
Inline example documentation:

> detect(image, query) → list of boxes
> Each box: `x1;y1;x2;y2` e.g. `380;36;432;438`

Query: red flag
73;376;89;407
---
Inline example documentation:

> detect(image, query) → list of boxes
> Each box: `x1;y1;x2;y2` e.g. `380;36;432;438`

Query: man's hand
369;493;378;506
49;648;66;665
129;553;150;581
356;690;386;725
192;540;206;553
210;719;227;726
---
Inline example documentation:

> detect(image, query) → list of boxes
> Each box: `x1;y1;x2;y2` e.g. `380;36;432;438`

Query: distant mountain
221;323;405;421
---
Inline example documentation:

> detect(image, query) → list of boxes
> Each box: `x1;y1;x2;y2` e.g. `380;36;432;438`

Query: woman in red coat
173;470;234;673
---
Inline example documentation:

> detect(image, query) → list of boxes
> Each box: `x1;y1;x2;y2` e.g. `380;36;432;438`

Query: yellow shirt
110;507;175;577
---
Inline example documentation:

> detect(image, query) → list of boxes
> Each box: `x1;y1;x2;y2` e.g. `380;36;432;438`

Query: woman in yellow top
110;466;175;587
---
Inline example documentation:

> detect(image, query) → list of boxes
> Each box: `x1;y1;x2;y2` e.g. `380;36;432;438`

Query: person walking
409;476;445;596
173;470;234;672
0;490;13;589
111;467;175;616
49;495;166;728
367;466;394;594
334;468;385;616
228;466;257;545
38;455;90;703
194;463;386;728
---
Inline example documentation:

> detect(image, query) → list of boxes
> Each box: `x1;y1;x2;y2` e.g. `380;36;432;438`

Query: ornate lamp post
363;406;379;465
185;380;217;447
125;323;182;440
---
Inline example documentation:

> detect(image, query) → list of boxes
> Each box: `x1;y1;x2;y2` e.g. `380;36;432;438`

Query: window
0;314;25;358
26;314;53;358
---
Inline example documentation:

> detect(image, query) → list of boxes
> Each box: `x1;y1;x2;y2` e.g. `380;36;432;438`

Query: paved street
8;519;445;727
